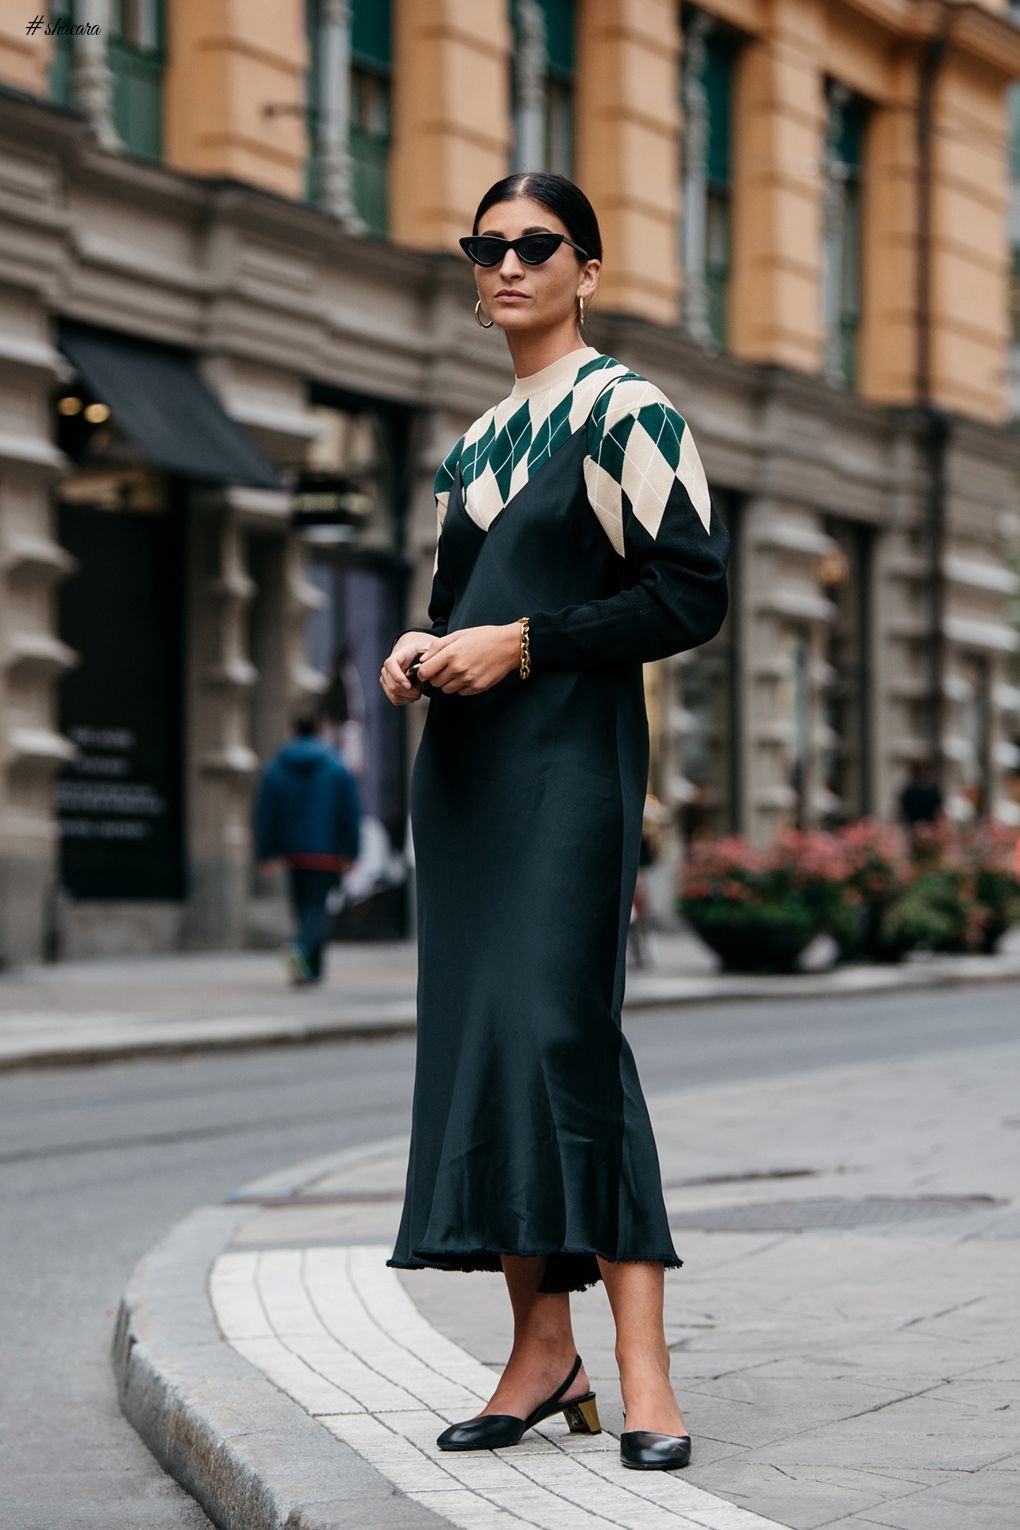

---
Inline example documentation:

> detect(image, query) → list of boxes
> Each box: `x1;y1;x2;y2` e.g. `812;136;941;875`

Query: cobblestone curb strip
113;1144;454;1530
115;1141;790;1530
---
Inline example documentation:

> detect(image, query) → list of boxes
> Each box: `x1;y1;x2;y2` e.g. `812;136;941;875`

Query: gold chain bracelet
518;615;531;680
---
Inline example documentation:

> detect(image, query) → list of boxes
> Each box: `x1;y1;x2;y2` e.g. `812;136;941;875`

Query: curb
112;1143;448;1530
6;953;1020;1071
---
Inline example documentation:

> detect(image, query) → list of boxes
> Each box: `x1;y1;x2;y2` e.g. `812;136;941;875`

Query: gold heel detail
562;1395;601;1434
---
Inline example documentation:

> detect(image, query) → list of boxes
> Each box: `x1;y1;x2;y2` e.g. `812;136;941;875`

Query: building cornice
701;0;1020;81
0;82;83;151
939;2;1020;81
849;0;1020;80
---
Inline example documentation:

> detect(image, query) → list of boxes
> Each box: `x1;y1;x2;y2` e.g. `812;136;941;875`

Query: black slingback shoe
436;1353;601;1451
620;1430;692;1470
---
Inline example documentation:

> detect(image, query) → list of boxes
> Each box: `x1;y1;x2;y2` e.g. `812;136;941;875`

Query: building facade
1;0;1019;963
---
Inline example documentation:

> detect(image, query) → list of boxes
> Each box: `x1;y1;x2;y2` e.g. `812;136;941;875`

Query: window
773;625;813;828
823;83;867;389
306;0;392;234
511;0;574;176
1008;86;1020;414
48;0;74;106
680;10;737;348
957;653;992;819
109;0;164;161
350;0;392;235
819;521;873;824
306;0;322;203
679;497;741;838
1011;245;1020;403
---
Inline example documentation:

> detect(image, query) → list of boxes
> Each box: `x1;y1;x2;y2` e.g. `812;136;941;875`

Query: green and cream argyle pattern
431;347;712;574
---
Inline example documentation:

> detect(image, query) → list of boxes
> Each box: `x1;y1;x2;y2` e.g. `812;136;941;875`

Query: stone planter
682;901;820;974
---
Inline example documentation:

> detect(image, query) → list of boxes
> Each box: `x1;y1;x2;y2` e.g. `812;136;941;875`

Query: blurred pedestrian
255;711;360;985
898;758;943;829
628;794;669;968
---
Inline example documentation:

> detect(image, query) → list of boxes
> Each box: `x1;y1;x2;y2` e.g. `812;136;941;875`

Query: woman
379;172;730;1471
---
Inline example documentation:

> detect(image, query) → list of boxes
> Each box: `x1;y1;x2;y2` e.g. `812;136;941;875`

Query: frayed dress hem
386;1245;684;1294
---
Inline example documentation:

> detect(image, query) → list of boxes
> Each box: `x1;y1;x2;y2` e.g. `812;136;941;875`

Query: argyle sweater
393;344;730;669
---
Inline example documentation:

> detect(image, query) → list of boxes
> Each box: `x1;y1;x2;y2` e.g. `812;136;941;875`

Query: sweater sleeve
526;379;730;669
389;437;461;650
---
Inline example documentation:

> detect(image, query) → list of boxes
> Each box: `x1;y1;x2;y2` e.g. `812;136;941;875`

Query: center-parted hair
471;172;603;264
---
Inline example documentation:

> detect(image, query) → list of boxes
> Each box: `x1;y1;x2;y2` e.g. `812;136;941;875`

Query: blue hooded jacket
255;738;361;868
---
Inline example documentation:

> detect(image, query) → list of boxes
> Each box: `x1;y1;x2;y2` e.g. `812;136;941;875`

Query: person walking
898;758;944;829
380;172;730;1471
255;712;361;985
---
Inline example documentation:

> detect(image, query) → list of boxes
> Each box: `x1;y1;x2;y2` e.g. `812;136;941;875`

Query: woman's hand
415;624;521;696
380;632;434;706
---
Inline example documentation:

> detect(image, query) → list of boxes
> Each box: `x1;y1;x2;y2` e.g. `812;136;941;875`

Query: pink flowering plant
830;819;912;959
680;831;846;972
957;821;1020;952
884;821;1020;956
679;817;1020;970
838;819;910;903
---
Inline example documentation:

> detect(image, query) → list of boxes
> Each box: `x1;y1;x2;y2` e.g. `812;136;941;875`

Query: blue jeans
287;867;337;980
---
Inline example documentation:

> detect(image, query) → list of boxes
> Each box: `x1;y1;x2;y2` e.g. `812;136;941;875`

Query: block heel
437;1354;596;1451
562;1394;601;1434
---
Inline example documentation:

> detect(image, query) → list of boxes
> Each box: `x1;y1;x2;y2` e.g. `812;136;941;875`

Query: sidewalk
115;1031;1020;1530
4;926;1020;1069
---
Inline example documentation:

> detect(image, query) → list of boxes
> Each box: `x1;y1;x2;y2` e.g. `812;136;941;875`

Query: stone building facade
0;0;1019;963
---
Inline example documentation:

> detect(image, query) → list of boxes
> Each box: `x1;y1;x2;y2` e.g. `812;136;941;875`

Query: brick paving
190;1036;1020;1529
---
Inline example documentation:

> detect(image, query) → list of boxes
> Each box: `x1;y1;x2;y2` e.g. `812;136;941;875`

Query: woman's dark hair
471;172;602;262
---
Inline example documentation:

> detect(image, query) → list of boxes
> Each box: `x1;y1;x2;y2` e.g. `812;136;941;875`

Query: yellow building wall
390;0;512;249
0;0;1017;426
574;0;681;326
856;50;919;406
929;52;1011;422
164;0;307;200
0;1;52;96
721;0;1017;421
729;0;826;372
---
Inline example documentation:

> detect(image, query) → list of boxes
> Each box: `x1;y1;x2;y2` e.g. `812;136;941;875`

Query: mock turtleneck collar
510;345;602;400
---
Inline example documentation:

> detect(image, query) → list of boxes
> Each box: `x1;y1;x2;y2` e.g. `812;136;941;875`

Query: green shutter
350;69;391;236
538;0;573;78
835;97;865;172
48;0;74;106
352;0;391;70
703;34;733;190
306;0;321;202
1011;85;1020;181
350;0;391;232
109;0;165;162
512;0;573;78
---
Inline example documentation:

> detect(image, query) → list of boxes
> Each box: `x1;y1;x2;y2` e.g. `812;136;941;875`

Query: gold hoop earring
475;298;494;330
577;294;586;327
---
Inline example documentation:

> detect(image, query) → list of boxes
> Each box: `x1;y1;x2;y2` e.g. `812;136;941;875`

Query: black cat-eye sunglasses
459;232;591;267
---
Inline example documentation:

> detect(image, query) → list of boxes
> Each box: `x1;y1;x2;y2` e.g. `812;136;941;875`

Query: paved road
2;984;1016;1528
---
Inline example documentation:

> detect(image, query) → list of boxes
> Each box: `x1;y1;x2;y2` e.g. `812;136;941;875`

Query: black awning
57;320;282;490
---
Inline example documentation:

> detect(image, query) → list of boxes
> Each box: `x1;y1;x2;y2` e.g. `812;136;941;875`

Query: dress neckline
510;345;602;400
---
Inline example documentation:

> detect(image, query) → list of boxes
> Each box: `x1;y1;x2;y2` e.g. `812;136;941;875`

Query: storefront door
56;501;185;900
